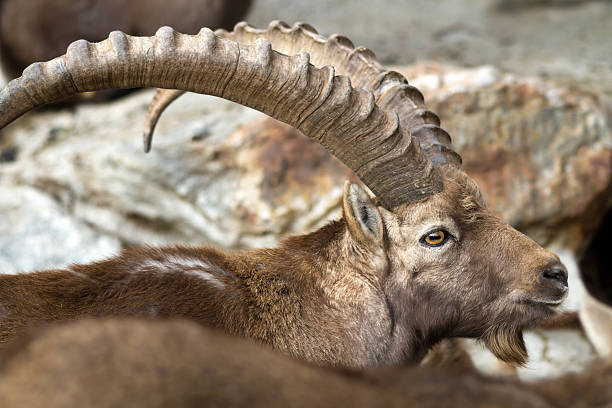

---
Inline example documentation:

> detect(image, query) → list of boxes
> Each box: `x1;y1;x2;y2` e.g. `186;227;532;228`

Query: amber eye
421;230;448;247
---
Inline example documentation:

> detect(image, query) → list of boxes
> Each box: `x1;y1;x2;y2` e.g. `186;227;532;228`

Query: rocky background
1;0;611;380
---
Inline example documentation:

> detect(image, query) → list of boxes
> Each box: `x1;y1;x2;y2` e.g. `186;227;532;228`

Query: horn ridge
145;21;461;167
0;27;442;208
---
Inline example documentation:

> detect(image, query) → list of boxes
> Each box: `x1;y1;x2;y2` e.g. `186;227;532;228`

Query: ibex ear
343;181;384;248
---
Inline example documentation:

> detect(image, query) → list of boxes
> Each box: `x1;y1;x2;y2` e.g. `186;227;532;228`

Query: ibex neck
250;220;400;367
284;222;447;366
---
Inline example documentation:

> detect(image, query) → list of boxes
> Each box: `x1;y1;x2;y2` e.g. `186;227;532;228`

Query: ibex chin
0;318;610;408
0;21;569;367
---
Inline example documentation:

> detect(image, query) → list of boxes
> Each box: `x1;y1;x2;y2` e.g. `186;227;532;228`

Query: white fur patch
183;269;226;289
139;254;232;289
68;268;97;283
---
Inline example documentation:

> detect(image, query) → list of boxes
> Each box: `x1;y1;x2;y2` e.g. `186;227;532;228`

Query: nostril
541;265;568;287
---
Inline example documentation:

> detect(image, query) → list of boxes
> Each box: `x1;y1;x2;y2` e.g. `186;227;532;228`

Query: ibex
0;21;569;367
0;0;252;100
0;318;610;408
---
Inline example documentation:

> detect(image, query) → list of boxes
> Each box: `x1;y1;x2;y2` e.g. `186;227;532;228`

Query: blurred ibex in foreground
0;0;252;101
0;21;569;367
0;318;609;408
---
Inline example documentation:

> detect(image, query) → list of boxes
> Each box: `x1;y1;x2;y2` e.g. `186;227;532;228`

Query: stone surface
0;90;349;252
248;0;612;97
0;185;120;274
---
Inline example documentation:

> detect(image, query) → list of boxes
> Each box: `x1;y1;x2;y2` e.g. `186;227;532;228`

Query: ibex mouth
515;277;569;310
540;299;565;306
515;297;567;324
515;292;567;309
535;300;568;314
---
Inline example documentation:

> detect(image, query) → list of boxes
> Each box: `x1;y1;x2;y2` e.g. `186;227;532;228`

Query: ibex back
0;22;568;367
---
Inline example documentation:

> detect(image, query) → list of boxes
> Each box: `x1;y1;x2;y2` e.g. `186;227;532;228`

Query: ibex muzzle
0;21;567;366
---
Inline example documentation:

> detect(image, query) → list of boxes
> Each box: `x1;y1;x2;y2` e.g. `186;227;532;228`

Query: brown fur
0;318;608;408
0;166;568;368
0;0;252;100
538;311;579;329
420;339;476;370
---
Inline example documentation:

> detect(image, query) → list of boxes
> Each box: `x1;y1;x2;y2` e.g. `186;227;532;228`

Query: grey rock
248;0;612;96
0;185;120;274
0;90;344;253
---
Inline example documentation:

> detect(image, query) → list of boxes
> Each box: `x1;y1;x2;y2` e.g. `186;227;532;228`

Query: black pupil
429;232;442;242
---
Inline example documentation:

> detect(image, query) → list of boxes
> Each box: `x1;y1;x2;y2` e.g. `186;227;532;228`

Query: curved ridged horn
0;26;441;209
143;21;461;167
143;88;184;153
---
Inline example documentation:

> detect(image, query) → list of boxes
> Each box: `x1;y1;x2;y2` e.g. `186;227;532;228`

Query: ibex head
0;21;567;364
344;167;566;364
